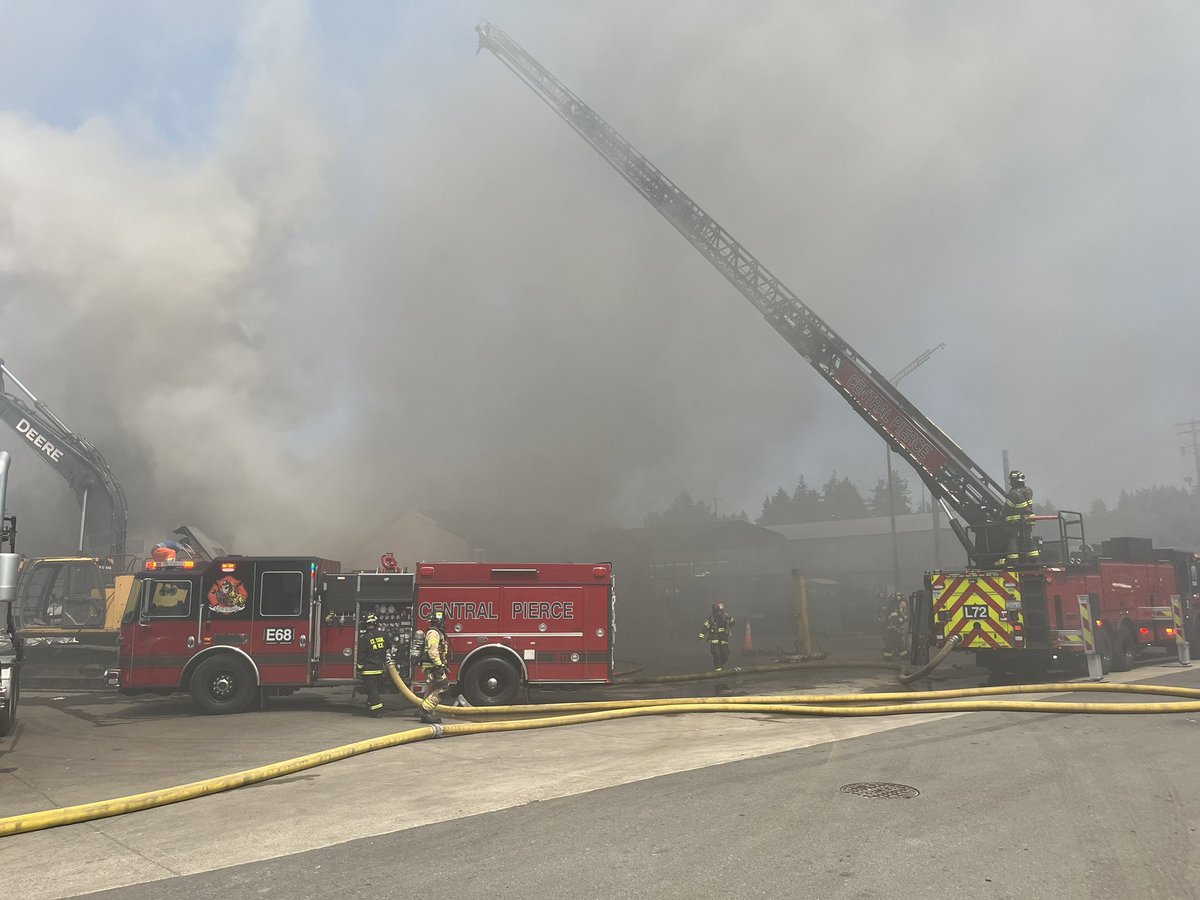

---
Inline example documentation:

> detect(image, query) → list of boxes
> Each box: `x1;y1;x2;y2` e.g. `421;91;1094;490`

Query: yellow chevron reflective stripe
931;572;1021;650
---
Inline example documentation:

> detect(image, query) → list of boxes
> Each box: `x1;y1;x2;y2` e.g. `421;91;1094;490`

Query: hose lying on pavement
896;634;963;685
6;670;1200;839
613;659;901;686
387;663;1200;716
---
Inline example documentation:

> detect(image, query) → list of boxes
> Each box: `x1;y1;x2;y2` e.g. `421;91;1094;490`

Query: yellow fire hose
613;658;901;686
5;665;1200;839
389;662;1200;716
896;634;963;684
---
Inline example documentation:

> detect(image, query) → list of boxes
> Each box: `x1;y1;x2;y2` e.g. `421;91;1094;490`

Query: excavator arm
0;360;127;562
476;21;1008;558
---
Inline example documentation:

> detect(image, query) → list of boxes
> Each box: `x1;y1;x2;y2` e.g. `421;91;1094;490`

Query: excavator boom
0;360;128;561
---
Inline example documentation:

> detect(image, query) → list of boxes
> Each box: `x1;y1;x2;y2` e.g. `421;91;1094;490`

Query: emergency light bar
145;559;197;570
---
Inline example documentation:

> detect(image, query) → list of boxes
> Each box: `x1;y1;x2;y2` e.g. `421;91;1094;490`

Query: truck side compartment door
317;573;358;681
250;563;311;685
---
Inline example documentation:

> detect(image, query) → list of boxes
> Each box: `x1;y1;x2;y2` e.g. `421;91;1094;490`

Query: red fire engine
109;556;615;713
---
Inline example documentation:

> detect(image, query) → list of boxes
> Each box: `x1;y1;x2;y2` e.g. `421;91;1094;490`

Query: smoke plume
2;2;1198;561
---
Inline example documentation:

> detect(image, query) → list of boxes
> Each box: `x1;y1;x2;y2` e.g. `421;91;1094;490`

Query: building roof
594;520;786;553
765;513;943;541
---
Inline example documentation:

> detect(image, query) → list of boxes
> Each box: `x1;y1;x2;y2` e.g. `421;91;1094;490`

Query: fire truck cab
110;557;615;713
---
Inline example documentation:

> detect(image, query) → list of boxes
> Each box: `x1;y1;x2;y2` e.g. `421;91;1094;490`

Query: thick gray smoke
2;2;1198;561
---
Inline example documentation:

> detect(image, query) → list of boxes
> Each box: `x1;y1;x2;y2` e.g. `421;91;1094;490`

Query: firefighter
418;608;451;725
357;611;388;718
699;602;735;670
999;470;1038;565
882;593;909;659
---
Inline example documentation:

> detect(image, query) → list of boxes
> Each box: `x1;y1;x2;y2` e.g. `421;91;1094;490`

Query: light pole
1178;420;1200;491
887;343;946;592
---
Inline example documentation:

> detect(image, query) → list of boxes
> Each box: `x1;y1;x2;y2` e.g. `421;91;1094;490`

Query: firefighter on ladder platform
998;470;1038;566
357;612;388;718
699;602;735;670
418;609;451;724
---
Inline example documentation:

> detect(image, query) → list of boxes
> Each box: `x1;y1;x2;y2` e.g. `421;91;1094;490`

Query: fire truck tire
1111;627;1135;672
190;655;257;715
459;656;521;707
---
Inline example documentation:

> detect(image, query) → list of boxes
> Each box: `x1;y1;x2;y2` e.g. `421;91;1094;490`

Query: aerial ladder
475;21;1011;564
0;359;128;563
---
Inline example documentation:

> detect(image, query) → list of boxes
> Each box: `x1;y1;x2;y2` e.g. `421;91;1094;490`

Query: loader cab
14;557;108;629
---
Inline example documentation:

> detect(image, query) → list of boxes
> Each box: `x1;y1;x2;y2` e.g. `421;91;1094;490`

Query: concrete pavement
78;668;1200;900
1;650;1196;898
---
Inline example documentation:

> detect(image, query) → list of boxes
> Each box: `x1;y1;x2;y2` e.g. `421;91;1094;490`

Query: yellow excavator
1;358;226;687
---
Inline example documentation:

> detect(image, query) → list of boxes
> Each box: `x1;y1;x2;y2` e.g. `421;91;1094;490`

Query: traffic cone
744;621;753;653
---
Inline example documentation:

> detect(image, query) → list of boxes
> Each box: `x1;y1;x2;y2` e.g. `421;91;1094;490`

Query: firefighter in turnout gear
419;609;451;724
357;612;388;718
699;602;735;670
881;593;909;660
999;470;1038;565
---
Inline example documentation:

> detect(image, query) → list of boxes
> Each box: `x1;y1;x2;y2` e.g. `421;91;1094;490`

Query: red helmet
713;602;725;612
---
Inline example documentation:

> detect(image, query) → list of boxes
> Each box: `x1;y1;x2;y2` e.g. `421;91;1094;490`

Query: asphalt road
4;648;1199;899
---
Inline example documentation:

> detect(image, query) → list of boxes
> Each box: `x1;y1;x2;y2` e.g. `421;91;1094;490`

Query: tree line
756;472;919;525
644;479;1200;552
643;472;921;529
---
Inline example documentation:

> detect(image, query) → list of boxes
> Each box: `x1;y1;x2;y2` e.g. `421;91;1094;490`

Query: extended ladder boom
0;360;128;561
477;21;1007;547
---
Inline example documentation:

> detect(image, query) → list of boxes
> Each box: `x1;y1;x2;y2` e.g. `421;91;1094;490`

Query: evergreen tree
790;476;824;522
649;493;750;528
867;474;913;517
821;472;869;520
756;487;792;525
645;491;717;527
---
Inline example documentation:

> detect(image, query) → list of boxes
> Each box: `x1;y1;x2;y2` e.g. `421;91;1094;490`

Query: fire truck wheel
459;656;521;707
190;655;257;715
1111;627;1135;672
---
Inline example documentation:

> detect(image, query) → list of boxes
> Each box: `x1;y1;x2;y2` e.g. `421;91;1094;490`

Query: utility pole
887;343;946;591
1178;419;1200;490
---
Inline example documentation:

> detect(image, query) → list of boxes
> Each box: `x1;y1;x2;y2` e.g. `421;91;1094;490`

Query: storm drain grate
839;782;920;800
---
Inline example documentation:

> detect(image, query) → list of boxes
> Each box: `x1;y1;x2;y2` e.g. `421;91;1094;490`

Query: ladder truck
475;21;1200;673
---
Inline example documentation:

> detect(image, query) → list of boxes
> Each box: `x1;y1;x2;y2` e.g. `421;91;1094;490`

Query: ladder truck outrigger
475;21;1200;675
